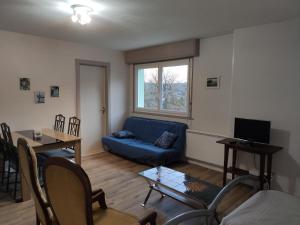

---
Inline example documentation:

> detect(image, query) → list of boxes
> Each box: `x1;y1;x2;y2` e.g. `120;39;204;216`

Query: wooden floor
0;152;252;225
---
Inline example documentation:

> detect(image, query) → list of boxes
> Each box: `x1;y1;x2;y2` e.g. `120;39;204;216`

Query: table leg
141;186;153;207
259;154;266;190
267;154;272;189
74;140;81;165
223;146;229;186
232;149;237;180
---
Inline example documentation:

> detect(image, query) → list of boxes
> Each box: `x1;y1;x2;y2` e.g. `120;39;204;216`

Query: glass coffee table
139;166;222;209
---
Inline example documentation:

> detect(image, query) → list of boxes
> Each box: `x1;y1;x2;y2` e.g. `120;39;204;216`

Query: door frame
75;59;111;135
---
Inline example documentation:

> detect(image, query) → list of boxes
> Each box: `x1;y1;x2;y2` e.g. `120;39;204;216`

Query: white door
79;65;106;156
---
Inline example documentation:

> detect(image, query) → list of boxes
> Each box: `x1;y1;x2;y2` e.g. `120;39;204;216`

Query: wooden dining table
11;128;81;202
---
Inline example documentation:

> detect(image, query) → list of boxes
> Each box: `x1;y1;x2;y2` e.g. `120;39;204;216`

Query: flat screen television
234;118;271;144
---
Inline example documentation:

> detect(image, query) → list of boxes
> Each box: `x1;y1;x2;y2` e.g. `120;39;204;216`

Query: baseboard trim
187;157;223;172
82;152;104;159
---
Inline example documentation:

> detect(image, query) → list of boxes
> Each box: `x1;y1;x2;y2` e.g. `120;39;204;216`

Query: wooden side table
217;138;282;189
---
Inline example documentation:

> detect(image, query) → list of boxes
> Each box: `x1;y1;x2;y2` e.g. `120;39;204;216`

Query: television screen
234;118;271;144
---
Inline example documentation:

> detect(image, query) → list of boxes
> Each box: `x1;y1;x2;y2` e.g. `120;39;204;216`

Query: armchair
163;175;259;225
44;157;157;225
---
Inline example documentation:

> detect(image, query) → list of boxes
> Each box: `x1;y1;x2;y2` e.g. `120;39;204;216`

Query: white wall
191;34;233;134
0;30;128;134
231;18;300;195
129;34;234;166
129;18;300;195
187;34;233;167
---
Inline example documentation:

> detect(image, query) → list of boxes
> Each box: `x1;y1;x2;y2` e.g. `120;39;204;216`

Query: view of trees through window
136;62;189;114
161;65;188;112
137;67;159;109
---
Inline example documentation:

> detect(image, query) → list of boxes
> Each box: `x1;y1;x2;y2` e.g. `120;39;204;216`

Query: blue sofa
101;117;188;166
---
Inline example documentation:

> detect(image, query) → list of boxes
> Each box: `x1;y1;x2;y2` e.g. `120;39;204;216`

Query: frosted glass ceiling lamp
71;4;93;25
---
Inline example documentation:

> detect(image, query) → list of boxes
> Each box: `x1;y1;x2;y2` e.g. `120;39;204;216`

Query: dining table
11;128;81;202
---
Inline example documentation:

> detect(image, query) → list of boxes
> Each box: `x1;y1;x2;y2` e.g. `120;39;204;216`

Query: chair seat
92;203;139;225
39;149;75;159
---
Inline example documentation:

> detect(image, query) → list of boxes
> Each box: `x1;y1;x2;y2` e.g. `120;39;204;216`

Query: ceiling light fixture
71;4;93;25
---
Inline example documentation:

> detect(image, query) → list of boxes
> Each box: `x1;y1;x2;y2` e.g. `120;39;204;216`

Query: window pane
137;67;159;109
161;65;188;112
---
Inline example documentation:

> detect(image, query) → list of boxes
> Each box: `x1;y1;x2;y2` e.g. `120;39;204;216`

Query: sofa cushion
154;131;178;149
102;117;188;166
112;130;135;139
123;117;187;147
102;136;180;165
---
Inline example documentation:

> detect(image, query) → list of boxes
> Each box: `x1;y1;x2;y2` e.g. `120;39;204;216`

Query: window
134;59;191;117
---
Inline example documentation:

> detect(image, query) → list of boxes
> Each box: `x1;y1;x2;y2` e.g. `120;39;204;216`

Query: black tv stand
217;138;283;189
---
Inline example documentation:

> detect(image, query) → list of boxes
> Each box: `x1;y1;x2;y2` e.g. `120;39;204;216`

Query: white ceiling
0;0;299;50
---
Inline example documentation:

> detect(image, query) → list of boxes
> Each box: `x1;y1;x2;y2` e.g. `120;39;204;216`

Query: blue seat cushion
38;149;74;159
102;117;188;165
102;136;180;165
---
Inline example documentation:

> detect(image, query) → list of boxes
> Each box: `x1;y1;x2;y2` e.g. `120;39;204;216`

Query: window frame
133;58;192;118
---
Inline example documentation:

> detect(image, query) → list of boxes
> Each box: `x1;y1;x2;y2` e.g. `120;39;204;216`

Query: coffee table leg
141;186;153;207
160;194;166;199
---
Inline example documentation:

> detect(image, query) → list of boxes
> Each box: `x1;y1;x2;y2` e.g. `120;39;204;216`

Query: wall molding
187;157;234;180
187;129;228;139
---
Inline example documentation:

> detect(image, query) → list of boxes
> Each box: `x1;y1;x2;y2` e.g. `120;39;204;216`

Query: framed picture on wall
20;78;30;90
34;91;45;104
50;86;59;97
206;77;220;89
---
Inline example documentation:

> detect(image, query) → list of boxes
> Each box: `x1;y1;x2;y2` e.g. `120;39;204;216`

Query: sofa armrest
208;175;259;212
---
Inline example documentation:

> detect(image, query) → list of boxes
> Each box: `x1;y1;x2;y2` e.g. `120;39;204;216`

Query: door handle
100;107;106;114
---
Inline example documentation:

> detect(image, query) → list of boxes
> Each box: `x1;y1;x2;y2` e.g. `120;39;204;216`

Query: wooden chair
54;114;65;132
1;123;19;200
0;135;8;185
44;157;157;225
17;138;55;225
68;116;80;137
39;116;80;160
60;116;81;157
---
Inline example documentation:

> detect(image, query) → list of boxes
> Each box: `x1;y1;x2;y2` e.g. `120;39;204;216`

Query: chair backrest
44;157;93;225
54;114;65;132
1;123;16;157
1;123;13;146
17;138;52;225
68;117;80;137
0;135;5;157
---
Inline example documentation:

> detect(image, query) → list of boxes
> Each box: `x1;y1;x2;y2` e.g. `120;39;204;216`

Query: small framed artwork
206;77;220;89
50;86;59;97
20;78;30;90
34;91;45;104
